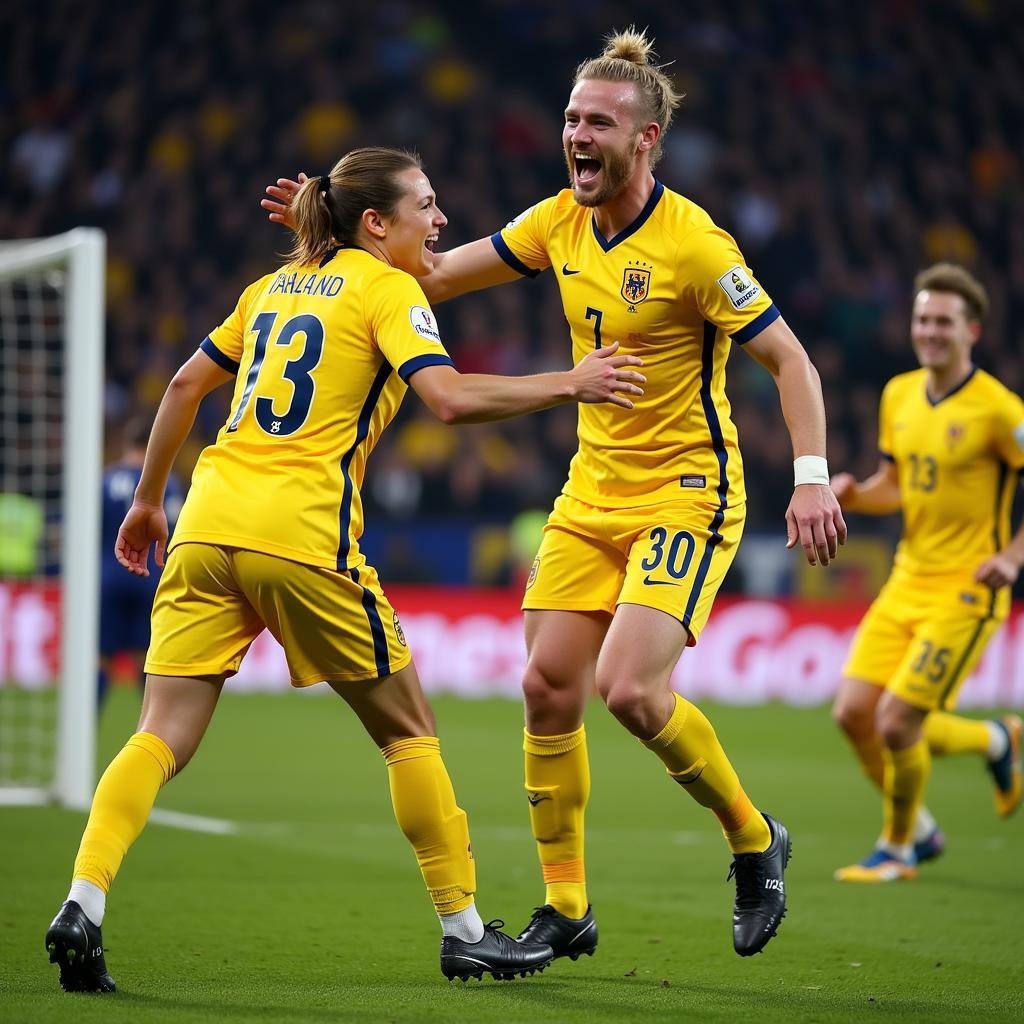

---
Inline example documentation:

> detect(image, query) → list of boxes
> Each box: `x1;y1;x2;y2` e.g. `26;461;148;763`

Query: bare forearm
134;380;204;503
772;348;827;458
440;372;575;424
842;469;902;515
1000;521;1024;567
418;239;520;304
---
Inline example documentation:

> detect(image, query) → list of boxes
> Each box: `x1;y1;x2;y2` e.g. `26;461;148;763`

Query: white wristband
794;455;829;486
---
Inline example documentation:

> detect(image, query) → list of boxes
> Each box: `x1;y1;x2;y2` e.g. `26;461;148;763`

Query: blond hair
573;26;683;168
914;262;989;323
287;148;422;266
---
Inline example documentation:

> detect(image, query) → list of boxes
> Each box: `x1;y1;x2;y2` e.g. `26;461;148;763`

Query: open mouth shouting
572;150;603;187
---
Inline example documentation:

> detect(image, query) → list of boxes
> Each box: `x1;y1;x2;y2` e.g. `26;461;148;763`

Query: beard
564;143;635;207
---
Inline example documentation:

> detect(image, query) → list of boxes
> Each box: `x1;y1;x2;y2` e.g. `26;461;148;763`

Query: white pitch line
149;808;238;834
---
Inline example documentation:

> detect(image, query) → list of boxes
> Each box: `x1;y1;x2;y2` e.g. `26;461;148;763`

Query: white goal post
0;228;105;809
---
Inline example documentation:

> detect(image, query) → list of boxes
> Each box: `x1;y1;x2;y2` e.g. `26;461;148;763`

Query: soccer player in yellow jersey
832;264;1023;883
44;148;647;993
264;29;846;959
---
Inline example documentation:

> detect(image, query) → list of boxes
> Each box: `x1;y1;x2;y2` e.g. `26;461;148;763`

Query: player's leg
332;664;552;980
608;504;788;956
599;603;769;847
836;610;1002;881
96;571;127;707
516;608;607;957
925;710;1021;818
877;691;931;862
97;654;112;707
596;603;788;955
46;542;262;992
242;551;552;980
833;677;886;788
836;589;945;866
833;676;943;861
46;673;226;992
516;499;619;957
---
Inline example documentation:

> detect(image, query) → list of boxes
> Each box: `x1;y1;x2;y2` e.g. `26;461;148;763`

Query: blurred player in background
265;26;847;960
44;147;645;993
98;418;183;705
832;263;1023;883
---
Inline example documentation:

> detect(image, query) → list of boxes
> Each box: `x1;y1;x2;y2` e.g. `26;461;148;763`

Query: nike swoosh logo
561;264;581;275
642;577;679;587
527;793;551;806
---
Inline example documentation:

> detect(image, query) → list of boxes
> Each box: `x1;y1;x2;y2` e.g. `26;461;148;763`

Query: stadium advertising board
1;582;1021;707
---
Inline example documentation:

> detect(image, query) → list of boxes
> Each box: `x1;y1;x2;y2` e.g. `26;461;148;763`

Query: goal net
0;229;105;808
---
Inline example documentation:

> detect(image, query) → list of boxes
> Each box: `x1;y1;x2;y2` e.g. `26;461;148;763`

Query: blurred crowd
3;0;1023;581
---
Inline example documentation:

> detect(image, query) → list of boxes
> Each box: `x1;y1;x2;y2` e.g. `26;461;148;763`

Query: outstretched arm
116;350;233;576
830;460;901;516
409;341;644;424
419;238;522;303
261;174;522;303
743;317;848;566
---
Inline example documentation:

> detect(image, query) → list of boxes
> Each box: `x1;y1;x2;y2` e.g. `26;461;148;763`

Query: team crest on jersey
526;556;540;590
946;422;966;451
410;305;441;343
393;612;407;647
621;261;652;310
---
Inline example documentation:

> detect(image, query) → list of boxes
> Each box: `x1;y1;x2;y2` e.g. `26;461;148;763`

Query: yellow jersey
494;181;779;509
172;246;453;570
879;367;1024;603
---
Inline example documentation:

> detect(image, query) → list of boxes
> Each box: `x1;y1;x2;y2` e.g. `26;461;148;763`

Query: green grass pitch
2;688;1022;1023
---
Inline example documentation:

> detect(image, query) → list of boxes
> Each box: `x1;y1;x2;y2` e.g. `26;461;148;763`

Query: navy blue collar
591;180;665;252
319;243;374;268
926;365;976;406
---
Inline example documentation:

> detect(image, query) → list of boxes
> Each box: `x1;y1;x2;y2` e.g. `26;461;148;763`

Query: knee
875;703;920;750
833;699;871;738
160;735;196;775
599;676;650;733
522;663;579;723
832;688;876;738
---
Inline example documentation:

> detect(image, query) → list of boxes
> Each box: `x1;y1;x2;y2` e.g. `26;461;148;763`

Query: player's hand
974;552;1021;589
261;173;308;229
114;502;169;577
829;471;857;506
785;483;847;567
571;341;645;408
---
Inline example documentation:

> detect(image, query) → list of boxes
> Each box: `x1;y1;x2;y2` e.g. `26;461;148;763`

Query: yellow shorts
146;543;412;685
522;493;744;645
843;571;1003;711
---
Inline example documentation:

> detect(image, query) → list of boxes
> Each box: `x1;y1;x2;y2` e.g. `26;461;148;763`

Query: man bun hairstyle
287;148;423;266
914;262;989;323
574;26;683;168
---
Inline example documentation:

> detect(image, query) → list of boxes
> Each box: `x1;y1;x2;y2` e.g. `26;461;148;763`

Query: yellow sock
73;732;176;891
849;732;885;789
925;711;992;757
643;693;771;855
383;737;476;915
524;727;589;919
883;738;930;847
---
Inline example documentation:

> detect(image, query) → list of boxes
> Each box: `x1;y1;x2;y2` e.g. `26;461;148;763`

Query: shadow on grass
111;971;1022;1024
